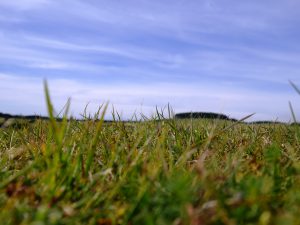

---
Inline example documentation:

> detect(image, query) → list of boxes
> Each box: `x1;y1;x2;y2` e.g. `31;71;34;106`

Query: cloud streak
0;0;300;121
0;73;299;121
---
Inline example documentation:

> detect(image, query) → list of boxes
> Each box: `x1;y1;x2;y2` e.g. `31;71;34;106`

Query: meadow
1;83;300;225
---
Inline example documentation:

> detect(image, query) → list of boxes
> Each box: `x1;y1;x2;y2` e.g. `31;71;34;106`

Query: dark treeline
1;112;295;127
248;121;285;125
1;112;236;122
175;112;238;121
174;112;295;125
0;112;49;120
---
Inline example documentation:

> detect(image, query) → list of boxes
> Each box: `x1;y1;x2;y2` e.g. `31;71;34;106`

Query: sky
1;0;300;121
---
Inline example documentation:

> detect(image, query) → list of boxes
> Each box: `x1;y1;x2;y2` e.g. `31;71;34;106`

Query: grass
1;83;300;224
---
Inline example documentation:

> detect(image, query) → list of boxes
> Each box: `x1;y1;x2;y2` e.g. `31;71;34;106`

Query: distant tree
175;112;232;120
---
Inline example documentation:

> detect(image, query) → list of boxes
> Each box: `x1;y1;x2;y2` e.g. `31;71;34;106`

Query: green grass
0;117;5;125
1;84;300;224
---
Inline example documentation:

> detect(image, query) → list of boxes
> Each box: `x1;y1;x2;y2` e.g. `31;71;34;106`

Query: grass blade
289;101;297;123
290;80;300;95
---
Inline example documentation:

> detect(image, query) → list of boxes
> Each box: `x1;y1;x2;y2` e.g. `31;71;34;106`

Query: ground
1;111;300;224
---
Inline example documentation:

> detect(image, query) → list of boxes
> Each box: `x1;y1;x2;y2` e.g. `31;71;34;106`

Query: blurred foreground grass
1;85;300;224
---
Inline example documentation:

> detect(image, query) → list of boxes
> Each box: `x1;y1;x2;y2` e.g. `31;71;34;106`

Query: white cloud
0;0;50;11
0;73;299;122
0;0;300;121
1;32;299;86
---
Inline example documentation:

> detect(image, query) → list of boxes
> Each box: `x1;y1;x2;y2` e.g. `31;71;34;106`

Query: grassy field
1;86;300;225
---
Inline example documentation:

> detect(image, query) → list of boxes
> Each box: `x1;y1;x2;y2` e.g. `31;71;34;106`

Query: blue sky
1;0;300;121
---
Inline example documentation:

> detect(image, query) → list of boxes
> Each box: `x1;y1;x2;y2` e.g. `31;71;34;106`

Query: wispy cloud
0;0;300;121
0;0;50;11
0;73;299;121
